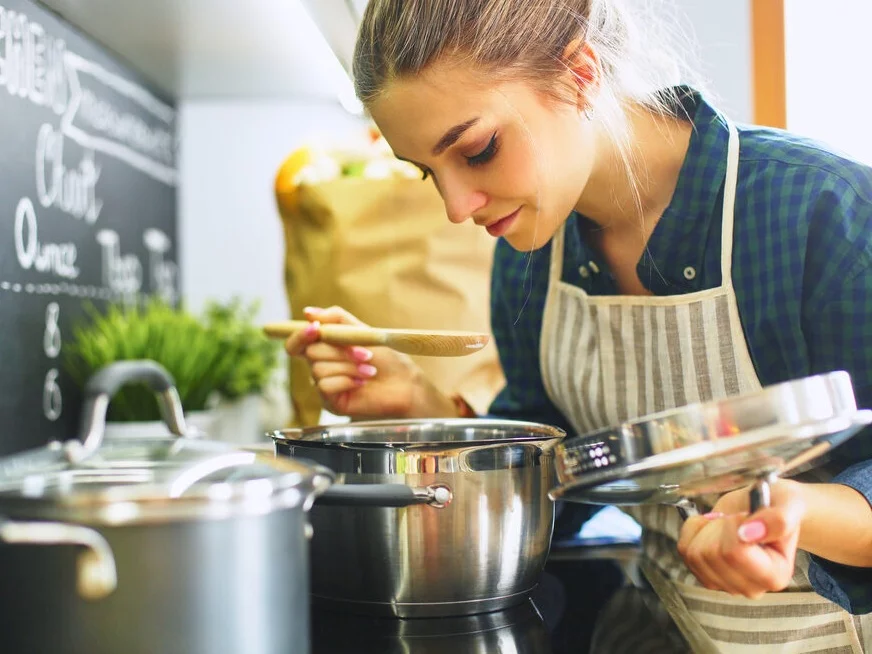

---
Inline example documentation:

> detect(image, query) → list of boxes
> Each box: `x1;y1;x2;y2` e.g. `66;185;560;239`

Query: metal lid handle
73;360;187;463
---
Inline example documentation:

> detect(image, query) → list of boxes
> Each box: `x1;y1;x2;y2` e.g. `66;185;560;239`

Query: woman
286;0;872;650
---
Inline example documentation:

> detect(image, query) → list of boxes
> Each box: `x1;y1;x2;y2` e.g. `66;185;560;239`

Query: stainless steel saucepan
271;419;565;618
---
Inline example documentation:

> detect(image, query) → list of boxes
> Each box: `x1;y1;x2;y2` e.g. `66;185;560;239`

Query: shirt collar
640;86;731;293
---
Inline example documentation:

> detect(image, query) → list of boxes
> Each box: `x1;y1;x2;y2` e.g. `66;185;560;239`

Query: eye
420;167;431;181
466;134;498;167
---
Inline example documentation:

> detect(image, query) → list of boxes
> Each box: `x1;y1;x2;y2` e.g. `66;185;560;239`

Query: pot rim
270;418;566;449
0;445;334;525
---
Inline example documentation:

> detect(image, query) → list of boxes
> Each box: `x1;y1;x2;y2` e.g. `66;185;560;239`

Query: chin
503;224;558;252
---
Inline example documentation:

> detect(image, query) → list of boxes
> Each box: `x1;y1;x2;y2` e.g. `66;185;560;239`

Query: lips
484;207;521;237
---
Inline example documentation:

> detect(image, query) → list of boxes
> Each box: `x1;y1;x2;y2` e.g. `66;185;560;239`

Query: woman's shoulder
737;124;872;204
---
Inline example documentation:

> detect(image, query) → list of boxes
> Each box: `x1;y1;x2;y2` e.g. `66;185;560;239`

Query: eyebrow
432;118;480;155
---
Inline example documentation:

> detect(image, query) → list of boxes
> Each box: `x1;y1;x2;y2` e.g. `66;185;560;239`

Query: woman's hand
677;480;806;598
283;306;457;420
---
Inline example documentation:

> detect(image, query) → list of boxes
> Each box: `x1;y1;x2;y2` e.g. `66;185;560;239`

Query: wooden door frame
751;0;787;128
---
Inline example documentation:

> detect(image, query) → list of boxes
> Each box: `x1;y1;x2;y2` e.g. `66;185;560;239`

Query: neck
574;104;693;238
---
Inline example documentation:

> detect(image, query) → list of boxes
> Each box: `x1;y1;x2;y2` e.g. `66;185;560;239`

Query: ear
561;38;601;112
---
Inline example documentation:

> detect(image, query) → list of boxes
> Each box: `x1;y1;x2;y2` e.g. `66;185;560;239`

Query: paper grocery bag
276;175;505;427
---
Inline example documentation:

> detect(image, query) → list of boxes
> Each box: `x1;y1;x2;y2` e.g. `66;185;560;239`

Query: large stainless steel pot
271;419;564;618
0;361;333;654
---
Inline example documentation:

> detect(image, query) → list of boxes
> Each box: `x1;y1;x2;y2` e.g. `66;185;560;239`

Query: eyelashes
466;133;498;166
418;132;499;182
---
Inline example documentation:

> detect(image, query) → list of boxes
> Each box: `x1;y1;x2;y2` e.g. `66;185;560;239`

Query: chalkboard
0;0;178;455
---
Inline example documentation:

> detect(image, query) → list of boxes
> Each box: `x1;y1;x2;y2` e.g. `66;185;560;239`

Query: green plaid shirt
488;87;872;614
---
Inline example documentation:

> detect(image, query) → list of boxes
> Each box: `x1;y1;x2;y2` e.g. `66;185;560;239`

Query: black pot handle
749;472;776;513
318;483;453;509
72;360;187;464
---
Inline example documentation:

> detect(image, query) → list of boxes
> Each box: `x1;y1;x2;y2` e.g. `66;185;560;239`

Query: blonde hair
353;0;703;126
353;0;705;272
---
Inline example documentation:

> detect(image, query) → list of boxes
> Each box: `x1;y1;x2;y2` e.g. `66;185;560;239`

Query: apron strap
549;222;567;284
720;120;740;285
540;222;566;404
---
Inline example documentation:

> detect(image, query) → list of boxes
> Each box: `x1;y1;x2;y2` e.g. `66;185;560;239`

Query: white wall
784;0;872;164
178;101;365;321
675;0;753;123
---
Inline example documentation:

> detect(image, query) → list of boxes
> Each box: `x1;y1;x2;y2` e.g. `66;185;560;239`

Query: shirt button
683;266;697;281
579;266;590;279
589;261;600;274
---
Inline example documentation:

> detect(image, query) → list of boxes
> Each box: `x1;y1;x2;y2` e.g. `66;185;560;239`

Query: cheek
493;133;545;200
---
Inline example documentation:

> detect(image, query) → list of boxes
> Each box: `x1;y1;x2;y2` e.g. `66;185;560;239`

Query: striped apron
540;120;872;652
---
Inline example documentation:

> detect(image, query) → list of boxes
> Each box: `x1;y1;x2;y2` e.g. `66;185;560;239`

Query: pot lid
549;371;872;506
0;361;332;524
272;418;566;448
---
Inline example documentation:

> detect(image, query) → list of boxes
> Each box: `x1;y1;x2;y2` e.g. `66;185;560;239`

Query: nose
439;175;488;224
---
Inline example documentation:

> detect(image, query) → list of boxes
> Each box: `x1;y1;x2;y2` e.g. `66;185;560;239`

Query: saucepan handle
675;498;700;520
318;483;453;509
749;472;777;513
0;515;117;600
675;471;776;521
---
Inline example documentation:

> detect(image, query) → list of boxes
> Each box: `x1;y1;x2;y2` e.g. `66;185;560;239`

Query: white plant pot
103;411;217;440
101;395;268;445
210;394;270;445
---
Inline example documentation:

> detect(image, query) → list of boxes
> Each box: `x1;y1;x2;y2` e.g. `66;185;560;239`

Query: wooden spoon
263;321;489;357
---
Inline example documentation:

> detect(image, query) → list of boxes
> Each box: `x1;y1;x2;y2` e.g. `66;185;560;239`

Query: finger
740;502;804;546
681;518;731;591
718;515;793;596
305;305;367;327
317;374;365;396
711;487;753;515
284;320;320;356
305;342;374;364
678;515;711;557
683;517;761;596
312;361;377;382
685;543;727;592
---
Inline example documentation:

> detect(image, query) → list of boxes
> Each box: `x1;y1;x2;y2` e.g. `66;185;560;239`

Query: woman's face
369;62;598;251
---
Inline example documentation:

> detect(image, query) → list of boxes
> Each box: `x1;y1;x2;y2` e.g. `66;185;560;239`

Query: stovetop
310;554;633;654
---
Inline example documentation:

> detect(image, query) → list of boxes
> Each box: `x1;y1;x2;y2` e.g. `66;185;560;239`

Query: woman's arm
796;471;872;567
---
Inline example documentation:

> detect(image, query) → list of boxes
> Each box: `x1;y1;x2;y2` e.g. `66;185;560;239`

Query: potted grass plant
64;297;282;442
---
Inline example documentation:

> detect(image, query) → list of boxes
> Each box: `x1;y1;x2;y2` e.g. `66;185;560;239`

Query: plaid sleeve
802;179;872;614
807;459;872;615
486;238;572;433
801;174;872;467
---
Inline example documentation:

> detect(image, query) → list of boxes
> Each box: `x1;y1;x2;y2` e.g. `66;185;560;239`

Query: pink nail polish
351;347;373;362
304;321;320;337
354;378;365;387
738;520;767;543
703;512;724;520
357;364;377;378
